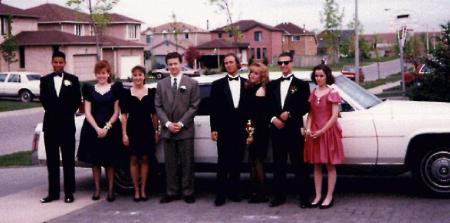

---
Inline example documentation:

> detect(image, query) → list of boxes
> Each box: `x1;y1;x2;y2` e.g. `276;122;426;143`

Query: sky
4;0;450;34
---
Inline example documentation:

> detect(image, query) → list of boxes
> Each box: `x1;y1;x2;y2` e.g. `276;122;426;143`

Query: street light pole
354;0;360;83
399;25;407;93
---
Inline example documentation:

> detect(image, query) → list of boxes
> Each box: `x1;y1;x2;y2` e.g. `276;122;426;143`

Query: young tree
409;22;450;102
0;16;18;71
169;12;183;53
184;46;200;68
66;0;119;61
210;0;243;45
320;0;344;62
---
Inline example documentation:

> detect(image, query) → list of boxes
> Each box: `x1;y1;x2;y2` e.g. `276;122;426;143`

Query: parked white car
33;72;450;196
0;71;42;102
151;66;200;79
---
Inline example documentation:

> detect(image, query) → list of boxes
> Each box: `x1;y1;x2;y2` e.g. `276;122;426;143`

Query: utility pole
398;25;407;93
354;0;360;83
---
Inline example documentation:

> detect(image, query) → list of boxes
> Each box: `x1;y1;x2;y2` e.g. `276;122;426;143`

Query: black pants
216;134;245;197
44;130;76;197
271;131;310;200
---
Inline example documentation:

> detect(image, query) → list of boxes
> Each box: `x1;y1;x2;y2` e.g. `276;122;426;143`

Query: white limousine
32;72;450;196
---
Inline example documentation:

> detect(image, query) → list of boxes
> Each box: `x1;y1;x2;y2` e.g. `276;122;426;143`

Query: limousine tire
414;147;450;196
19;89;33;103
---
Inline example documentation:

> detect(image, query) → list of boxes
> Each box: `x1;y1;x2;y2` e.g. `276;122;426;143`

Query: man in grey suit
155;52;201;204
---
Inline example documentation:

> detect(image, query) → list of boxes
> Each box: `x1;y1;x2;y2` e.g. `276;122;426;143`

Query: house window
254;31;262;42
128;24;139;39
74;24;82;36
218;33;222;38
52;45;59;53
262;48;267;59
146;35;152;44
1;16;11;35
185;33;189;39
163;30;168;40
19;46;25;68
292;35;300;41
249;48;255;59
228;32;233;38
256;48;261;59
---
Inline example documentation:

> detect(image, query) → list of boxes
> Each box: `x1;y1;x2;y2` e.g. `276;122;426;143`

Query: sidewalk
0;107;43;118
367;80;401;95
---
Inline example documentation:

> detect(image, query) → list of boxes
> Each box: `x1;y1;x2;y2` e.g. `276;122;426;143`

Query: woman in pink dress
304;64;344;209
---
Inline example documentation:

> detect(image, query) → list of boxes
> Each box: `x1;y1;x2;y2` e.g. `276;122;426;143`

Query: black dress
245;84;271;161
77;82;123;166
120;88;156;157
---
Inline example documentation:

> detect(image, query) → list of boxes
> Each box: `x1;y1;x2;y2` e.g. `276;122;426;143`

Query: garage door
120;56;141;79
74;55;96;81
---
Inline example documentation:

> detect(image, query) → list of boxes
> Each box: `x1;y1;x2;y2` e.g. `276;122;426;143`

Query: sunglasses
277;60;291;66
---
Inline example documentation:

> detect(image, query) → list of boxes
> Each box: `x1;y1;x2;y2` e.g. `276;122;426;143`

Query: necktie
228;76;239;81
172;78;177;94
54;72;63;77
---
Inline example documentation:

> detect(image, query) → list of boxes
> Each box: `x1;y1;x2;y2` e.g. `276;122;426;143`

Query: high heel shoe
319;198;334;209
92;194;100;201
310;197;323;208
107;193;116;202
133;196;140;202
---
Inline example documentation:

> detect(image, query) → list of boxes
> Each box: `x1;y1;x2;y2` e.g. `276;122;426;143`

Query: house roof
151;40;187;51
197;39;249;49
275;22;314;35
211;20;283;33
15;31;145;48
0;3;39;18
25;3;141;24
149;22;208;34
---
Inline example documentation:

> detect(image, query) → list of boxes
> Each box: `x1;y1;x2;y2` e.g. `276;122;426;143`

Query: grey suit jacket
155;74;200;140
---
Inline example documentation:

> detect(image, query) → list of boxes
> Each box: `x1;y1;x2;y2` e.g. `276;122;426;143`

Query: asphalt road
362;59;401;81
1;166;448;223
0;107;44;155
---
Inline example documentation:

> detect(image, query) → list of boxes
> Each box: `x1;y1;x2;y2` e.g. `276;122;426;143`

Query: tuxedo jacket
39;72;81;134
209;76;248;137
155;74;200;140
267;76;310;132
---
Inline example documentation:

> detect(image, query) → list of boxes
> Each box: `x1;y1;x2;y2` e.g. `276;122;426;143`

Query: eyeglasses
277;60;291;66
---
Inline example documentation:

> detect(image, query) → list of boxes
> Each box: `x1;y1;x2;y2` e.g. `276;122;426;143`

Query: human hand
97;128;107;138
272;118;285;129
168;122;181;134
154;131;160;144
211;131;218;141
279;111;290;122
122;134;129;146
310;129;324;139
246;136;254;145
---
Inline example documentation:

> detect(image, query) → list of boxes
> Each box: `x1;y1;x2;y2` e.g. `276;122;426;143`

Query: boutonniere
64;80;72;86
289;85;297;94
179;85;187;92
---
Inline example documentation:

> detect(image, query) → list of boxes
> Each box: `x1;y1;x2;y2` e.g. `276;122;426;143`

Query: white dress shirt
227;74;241;108
280;74;293;109
53;73;64;97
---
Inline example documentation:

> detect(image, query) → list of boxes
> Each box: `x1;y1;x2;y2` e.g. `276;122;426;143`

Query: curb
0;107;44;118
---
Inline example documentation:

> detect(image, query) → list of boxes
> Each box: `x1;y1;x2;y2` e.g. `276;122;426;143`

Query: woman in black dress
120;65;159;202
77;60;122;202
244;62;271;203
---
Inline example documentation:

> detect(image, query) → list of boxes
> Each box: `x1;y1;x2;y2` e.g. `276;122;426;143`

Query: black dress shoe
40;196;59;203
183;196;196;204
319;198;334;209
159;195;180;203
64;194;74;203
269;197;286;207
214;195;226;207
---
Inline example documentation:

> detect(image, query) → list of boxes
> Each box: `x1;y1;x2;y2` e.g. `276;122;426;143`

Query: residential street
0;166;449;223
361;59;401;81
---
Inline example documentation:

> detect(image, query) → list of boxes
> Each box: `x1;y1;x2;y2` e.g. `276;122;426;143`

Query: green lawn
0;100;41;112
0;151;33;167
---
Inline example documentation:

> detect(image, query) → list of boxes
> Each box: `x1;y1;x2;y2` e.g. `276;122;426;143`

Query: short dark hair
223;53;241;70
165;52;182;64
311;64;335;85
278;52;293;61
52;51;66;60
131;65;146;74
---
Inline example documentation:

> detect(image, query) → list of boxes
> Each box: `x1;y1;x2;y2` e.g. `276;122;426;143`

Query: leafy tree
320;0;344;62
184;46;200;68
66;0;119;61
0;16;17;71
409;22;450;102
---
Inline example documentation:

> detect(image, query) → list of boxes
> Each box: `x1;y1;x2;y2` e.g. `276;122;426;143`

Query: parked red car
341;65;365;82
404;64;431;86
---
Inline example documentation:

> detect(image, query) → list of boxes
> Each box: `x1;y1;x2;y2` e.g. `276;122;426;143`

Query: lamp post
354;0;360;84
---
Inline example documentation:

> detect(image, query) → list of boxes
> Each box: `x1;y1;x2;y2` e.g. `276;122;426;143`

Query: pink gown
304;88;344;164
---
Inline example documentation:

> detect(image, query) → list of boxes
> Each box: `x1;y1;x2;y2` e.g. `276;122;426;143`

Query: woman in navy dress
244;62;271;203
77;60;122;202
120;65;159;202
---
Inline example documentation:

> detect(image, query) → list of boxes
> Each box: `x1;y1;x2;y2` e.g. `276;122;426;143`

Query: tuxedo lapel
223;78;234;108
47;73;58;99
273;79;282;110
58;74;68;99
164;78;175;110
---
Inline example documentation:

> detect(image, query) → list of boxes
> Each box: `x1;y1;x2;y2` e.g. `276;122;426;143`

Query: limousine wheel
416;147;450;196
20;90;33;103
114;167;134;193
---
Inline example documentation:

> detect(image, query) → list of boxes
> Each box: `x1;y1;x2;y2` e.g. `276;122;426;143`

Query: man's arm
70;76;81;114
154;81;170;126
39;76;53;111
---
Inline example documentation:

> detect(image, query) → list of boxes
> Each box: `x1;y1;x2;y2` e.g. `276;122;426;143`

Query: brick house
199;19;283;67
0;3;145;80
275;22;317;56
141;22;211;69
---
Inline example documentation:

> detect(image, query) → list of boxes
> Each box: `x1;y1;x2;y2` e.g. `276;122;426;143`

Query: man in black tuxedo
210;53;247;206
267;52;312;208
39;51;81;203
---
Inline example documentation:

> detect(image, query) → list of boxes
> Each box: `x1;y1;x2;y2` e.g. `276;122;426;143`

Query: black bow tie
54;72;63;77
281;76;292;81
228;76;239;81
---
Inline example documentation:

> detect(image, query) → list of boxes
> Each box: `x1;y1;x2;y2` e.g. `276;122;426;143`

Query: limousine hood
370;100;450;118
